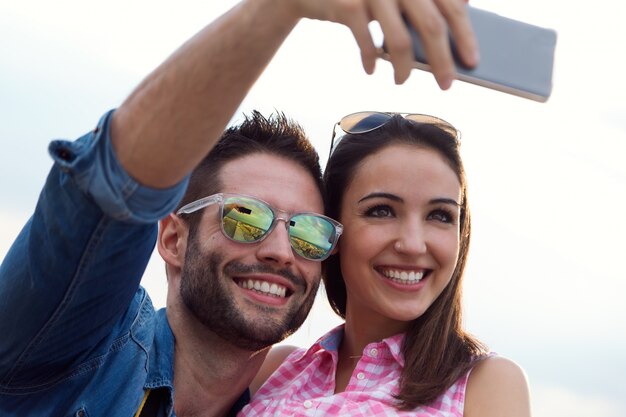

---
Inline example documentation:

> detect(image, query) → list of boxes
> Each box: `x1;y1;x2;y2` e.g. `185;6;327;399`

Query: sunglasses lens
339;112;391;134
288;214;337;260
222;196;273;242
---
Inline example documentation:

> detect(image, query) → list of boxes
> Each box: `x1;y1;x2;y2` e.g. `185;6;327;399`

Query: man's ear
157;213;188;268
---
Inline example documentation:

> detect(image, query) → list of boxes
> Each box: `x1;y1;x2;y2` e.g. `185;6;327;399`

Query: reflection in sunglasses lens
288;214;334;260
223;199;272;242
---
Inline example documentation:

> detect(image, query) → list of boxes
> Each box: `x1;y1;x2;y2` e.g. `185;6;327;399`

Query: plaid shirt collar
292;324;406;367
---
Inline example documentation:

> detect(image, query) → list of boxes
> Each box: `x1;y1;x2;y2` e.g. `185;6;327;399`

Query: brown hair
322;114;487;409
177;110;324;231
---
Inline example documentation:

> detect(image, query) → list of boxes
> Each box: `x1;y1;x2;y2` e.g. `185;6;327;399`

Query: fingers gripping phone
382;6;558;102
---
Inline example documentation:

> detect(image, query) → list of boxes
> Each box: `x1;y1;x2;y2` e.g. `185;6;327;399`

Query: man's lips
235;278;290;298
233;273;298;299
224;262;304;299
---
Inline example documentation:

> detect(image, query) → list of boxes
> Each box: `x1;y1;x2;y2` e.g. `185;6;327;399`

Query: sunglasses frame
329;111;460;156
177;193;343;261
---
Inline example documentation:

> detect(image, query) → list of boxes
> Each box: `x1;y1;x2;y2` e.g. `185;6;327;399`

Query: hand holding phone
381;6;558;102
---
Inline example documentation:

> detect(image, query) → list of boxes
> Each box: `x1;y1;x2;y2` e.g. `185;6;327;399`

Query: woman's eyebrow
430;197;461;207
358;192;403;204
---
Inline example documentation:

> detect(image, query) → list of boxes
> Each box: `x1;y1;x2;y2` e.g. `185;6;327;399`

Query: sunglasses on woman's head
177;193;343;261
329;111;460;156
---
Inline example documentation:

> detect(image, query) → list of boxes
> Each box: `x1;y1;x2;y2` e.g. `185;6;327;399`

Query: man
0;0;478;415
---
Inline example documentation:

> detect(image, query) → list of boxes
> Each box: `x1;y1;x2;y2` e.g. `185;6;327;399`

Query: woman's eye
428;209;454;223
364;205;394;218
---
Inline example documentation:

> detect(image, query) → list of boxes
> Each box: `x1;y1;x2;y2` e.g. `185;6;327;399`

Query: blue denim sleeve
48;109;190;223
0;110;190;386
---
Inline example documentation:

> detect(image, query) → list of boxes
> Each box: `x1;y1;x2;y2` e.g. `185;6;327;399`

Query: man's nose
255;218;296;266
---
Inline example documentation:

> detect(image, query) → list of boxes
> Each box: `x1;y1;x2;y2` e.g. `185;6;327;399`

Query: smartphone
381;6;558;102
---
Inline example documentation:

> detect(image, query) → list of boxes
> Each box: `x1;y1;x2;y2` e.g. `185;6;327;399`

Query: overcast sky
1;1;625;415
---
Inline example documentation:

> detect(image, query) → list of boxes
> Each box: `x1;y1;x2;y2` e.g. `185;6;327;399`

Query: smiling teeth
238;279;287;298
382;270;424;284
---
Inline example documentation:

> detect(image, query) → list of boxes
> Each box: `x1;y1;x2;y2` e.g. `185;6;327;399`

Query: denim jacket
0;111;248;416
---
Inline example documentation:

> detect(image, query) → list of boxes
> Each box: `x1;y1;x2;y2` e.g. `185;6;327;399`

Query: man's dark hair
177;110;324;229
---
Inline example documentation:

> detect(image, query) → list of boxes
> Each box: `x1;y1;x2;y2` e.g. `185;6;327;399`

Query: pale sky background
1;1;625;416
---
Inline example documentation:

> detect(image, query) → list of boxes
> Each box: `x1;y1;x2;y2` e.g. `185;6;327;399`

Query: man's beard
179;237;319;351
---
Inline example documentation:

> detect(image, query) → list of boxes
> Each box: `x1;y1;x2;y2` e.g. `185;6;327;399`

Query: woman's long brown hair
322;115;488;409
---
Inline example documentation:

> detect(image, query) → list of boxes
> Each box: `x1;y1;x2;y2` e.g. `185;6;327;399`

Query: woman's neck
334;310;408;393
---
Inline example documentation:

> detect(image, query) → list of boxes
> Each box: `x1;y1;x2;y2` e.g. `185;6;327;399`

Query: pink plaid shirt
239;325;471;416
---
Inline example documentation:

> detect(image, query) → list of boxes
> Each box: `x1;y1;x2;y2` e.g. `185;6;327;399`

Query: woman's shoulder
249;345;302;395
464;355;531;417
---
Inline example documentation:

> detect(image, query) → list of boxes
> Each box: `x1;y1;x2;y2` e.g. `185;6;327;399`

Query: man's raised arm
110;0;477;188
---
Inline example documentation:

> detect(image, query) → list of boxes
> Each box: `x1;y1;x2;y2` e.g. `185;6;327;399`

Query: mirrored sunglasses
330;111;460;156
177;193;343;261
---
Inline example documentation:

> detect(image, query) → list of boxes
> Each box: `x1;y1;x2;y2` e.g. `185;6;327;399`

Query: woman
240;112;531;416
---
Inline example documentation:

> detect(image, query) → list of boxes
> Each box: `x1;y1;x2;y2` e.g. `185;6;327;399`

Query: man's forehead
218;153;324;213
